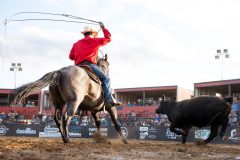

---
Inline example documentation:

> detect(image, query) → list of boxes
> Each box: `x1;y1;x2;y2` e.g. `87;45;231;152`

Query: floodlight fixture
223;49;228;53
214;49;230;80
215;55;220;59
217;49;221;53
225;54;230;58
9;62;23;88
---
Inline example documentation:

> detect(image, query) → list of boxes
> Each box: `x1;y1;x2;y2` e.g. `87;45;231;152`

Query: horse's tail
13;70;60;106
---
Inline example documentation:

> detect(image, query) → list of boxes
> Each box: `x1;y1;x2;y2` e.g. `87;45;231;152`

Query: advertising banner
0;124;39;137
39;125;61;138
138;126;160;140
107;126;137;139
0;124;239;145
227;126;240;144
0;125;10;136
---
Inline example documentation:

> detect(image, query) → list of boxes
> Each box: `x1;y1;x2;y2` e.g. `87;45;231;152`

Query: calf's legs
203;125;219;144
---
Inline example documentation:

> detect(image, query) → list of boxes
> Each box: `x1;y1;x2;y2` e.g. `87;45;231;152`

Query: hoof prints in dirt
93;131;111;144
0;137;240;160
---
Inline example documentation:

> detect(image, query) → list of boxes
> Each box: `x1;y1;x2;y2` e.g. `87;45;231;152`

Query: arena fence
0;124;239;144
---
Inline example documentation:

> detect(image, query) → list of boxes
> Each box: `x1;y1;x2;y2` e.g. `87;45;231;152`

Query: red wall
0;107;39;119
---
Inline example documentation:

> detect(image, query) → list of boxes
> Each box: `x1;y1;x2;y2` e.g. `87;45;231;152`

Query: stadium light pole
10;63;23;88
215;49;229;80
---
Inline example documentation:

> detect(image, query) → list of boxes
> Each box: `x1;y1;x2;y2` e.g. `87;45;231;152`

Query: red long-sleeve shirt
69;28;111;64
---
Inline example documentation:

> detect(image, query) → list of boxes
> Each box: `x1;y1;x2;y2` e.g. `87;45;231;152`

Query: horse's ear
104;54;108;61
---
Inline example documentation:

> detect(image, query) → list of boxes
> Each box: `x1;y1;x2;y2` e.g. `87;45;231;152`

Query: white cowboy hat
81;26;98;34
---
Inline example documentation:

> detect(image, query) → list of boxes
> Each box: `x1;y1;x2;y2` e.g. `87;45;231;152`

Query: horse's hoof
122;139;128;144
63;139;70;144
195;139;206;146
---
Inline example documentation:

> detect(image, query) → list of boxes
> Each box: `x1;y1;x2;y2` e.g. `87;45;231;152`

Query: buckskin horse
13;54;128;144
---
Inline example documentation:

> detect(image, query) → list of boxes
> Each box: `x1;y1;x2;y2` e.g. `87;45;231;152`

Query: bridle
97;57;109;76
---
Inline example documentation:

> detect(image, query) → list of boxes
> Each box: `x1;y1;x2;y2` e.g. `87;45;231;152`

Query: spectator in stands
80;116;88;126
37;112;43;120
154;114;160;125
231;97;240;124
231;97;239;113
25;101;33;107
0;112;6;124
71;115;80;125
128;111;137;125
45;113;54;125
40;113;47;124
160;114;170;126
7;110;17;124
137;98;143;105
229;112;238;126
31;101;35;107
235;97;240;117
31;115;40;124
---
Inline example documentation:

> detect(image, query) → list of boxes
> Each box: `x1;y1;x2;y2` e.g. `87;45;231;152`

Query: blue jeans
84;62;113;102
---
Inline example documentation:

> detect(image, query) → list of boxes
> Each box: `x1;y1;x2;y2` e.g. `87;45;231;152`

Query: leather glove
99;21;105;29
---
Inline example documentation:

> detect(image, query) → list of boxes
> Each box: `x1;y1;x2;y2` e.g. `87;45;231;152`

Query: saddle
77;64;101;84
76;64;105;111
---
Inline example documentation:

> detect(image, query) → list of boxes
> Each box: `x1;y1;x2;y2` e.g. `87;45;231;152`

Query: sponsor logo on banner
139;127;148;131
148;134;157;140
0;125;9;136
16;128;37;135
147;127;157;140
69;132;82;137
148;127;157;132
139;131;157;140
166;128;181;139
44;126;59;132
140;132;148;139
139;127;157;140
88;127;108;137
195;129;210;140
121;127;128;138
39;126;61;138
228;129;240;142
89;128;97;132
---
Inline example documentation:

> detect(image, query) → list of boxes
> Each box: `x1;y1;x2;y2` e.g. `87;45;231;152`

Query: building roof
194;78;240;88
0;89;15;94
0;88;41;94
114;85;178;92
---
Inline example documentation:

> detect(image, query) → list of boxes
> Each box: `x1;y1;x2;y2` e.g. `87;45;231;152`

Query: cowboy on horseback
69;22;120;108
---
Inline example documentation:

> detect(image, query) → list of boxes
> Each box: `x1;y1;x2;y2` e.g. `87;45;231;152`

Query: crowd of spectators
0;96;240;127
0;110;25;124
0;111;55;125
126;97;160;106
229;96;240;126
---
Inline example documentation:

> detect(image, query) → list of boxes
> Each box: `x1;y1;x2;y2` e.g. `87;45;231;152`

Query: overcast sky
0;0;240;91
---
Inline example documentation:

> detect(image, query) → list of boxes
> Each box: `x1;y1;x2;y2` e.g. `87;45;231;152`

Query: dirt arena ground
0;137;240;160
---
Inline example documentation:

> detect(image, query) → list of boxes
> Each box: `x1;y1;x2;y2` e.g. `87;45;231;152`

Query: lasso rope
4;11;100;25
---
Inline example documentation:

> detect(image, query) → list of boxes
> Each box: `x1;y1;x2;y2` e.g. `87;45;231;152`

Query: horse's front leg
106;107;128;144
